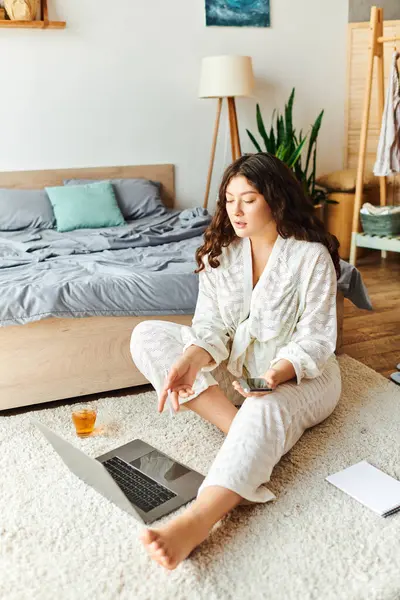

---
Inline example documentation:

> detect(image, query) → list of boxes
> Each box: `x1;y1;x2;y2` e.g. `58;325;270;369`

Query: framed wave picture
205;0;270;28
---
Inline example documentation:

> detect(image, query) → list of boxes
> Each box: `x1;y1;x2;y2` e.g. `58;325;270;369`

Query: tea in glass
72;405;97;437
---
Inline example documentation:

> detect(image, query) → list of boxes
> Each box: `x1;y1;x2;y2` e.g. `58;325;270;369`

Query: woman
130;153;342;570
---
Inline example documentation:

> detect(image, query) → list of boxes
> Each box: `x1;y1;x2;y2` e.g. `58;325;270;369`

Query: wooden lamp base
203;96;242;210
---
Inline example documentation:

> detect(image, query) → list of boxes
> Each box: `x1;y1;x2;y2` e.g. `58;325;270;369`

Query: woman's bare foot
140;513;211;570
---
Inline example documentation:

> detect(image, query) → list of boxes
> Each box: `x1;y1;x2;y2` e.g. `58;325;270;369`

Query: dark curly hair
195;152;340;278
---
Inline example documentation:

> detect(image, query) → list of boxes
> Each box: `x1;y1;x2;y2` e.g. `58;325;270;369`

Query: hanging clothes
374;51;400;176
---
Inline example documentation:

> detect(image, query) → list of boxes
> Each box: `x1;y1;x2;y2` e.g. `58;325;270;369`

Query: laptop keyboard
103;456;177;513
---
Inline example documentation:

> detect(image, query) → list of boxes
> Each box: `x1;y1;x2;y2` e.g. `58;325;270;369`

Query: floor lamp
199;55;254;210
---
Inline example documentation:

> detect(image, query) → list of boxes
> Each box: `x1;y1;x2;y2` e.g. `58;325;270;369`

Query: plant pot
324;193;354;260
4;0;38;20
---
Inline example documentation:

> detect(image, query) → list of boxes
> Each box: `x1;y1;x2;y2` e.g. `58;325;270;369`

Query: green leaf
304;110;324;177
277;143;290;162
256;104;270;150
246;129;262;153
269;108;278;155
311;147;317;196
287;136;307;168
269;122;276;154
284;88;295;142
293;129;304;173
277;114;285;147
275;142;286;161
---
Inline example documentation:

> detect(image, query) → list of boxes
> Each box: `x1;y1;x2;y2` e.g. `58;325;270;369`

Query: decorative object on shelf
360;203;400;236
247;87;332;207
0;0;66;28
199;55;254;209
316;168;380;260
4;0;38;20
0;8;5;18
205;0;270;28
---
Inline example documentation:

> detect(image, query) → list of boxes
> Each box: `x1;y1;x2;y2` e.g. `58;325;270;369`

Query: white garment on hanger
374;51;400;176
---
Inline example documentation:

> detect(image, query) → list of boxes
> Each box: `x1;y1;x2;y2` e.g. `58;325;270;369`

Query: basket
360;211;400;236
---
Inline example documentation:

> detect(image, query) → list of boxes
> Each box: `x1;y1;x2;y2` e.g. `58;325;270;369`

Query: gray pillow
0;188;56;231
63;178;167;220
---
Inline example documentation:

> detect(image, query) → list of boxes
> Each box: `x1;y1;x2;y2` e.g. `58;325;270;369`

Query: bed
0;164;353;412
0;164;200;411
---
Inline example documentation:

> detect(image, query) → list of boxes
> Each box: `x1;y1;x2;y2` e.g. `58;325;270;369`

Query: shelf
353;232;400;253
0;19;65;28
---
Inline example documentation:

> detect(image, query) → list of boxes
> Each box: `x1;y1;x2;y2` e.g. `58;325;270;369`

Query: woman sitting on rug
131;152;342;570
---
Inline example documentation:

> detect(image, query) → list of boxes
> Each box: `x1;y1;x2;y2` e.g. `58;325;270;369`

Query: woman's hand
232;369;279;398
158;356;200;414
263;368;280;389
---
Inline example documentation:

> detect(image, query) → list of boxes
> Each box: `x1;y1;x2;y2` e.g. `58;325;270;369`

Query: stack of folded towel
360;203;400;216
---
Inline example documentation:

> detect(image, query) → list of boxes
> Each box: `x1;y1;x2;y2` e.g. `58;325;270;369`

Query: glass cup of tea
72;404;97;437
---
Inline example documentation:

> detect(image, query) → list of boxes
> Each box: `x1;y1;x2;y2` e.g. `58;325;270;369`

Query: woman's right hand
158;356;200;414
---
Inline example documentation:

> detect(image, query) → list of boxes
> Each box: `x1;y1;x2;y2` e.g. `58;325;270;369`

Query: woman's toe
164;557;177;570
140;529;164;554
149;540;161;552
140;529;159;548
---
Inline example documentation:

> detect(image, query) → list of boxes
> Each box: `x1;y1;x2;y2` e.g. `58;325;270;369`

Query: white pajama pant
130;320;342;504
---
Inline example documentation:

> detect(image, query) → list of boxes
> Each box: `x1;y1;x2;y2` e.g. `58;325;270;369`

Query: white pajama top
181;235;338;383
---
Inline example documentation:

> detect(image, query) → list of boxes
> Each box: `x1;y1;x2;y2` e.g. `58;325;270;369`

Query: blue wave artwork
205;0;270;27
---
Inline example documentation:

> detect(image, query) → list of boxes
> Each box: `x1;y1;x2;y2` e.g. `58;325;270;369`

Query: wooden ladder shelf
349;5;400;265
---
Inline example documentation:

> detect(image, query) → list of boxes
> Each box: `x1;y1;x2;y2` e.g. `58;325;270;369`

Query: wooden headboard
0;164;175;208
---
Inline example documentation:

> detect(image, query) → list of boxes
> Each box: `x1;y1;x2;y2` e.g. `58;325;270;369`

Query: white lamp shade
199;55;254;98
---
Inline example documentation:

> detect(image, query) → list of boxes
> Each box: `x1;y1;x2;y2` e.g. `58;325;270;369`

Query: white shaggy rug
1;355;400;600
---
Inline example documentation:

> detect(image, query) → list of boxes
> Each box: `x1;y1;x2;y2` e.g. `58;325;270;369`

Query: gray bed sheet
0;207;372;327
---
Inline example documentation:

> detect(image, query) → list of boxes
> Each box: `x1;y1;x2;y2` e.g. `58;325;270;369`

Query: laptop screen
129;450;191;485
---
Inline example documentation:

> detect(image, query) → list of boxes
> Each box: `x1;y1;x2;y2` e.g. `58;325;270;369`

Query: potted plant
246;88;335;220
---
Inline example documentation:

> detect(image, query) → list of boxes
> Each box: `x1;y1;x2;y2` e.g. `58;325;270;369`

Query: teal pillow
45;181;126;232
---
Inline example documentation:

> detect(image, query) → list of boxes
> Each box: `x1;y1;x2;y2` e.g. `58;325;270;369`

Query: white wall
0;0;348;210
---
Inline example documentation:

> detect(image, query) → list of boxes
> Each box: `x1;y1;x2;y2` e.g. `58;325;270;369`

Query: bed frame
0;164;193;411
0;164;344;412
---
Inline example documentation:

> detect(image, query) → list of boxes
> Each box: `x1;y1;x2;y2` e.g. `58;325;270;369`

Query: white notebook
326;460;400;517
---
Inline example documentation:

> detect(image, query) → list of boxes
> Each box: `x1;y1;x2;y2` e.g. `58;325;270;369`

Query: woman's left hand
232;369;279;398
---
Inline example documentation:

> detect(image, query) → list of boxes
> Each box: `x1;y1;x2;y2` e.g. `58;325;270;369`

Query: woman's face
225;175;275;238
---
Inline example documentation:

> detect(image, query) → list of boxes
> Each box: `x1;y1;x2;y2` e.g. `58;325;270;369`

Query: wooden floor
341;252;400;380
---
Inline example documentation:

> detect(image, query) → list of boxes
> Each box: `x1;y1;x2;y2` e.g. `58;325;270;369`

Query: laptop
32;419;205;524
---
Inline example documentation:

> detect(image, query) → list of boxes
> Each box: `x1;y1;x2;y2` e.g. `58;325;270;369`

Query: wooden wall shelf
0;0;65;29
0;19;65;28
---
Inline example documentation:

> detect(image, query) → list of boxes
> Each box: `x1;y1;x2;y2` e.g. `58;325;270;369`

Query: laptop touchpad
130;450;190;483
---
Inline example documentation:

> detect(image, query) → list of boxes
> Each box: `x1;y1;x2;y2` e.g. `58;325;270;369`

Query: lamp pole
203;98;223;210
